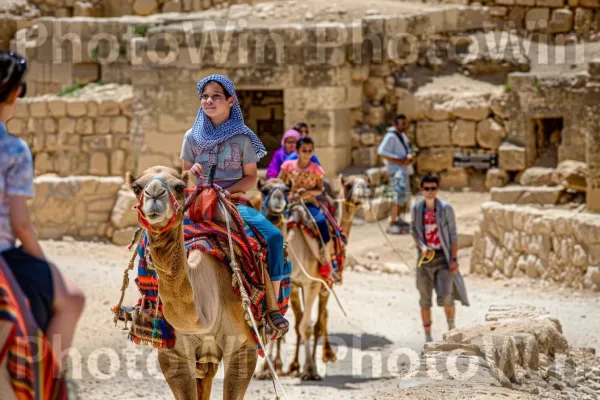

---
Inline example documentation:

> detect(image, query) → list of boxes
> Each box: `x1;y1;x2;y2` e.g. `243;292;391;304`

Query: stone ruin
376;304;600;400
0;0;599;244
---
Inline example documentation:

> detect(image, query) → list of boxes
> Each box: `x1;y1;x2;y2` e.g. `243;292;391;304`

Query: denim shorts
389;170;410;207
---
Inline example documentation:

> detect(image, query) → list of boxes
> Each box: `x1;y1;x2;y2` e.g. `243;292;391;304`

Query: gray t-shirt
180;129;258;189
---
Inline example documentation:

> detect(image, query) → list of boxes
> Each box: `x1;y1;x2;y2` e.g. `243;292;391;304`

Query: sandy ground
42;191;599;399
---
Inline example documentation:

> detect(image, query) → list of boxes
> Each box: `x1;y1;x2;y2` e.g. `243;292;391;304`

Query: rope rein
219;199;289;400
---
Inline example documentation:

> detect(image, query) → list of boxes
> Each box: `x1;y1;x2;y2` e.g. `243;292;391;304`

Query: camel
254;176;371;380
126;166;281;400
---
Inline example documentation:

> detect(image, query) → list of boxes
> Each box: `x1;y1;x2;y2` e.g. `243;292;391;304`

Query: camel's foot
274;358;284;377
300;363;321;381
253;369;273;380
287;360;301;377
322;342;337;363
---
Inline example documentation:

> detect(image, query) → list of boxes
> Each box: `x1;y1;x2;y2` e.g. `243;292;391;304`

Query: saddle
113;184;291;357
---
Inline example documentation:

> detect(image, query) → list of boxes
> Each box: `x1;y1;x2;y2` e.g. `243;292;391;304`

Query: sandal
266;310;289;340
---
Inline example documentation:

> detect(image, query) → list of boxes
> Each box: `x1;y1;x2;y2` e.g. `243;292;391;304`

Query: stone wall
30;176;123;240
471;202;600;291
473;0;600;39
7;91;133;177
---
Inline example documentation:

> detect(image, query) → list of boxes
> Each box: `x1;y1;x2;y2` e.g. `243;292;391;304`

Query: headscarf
281;129;301;148
190;74;267;159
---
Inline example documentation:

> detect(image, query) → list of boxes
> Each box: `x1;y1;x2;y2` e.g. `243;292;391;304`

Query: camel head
257;178;289;217
126;166;194;232
340;174;372;206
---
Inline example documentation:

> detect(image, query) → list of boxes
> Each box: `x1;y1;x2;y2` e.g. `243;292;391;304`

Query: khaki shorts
416;251;454;308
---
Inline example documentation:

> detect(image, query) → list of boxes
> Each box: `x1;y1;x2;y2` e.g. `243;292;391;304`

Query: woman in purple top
266;129;300;179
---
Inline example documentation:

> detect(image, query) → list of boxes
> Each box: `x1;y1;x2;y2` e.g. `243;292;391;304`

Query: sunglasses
300;149;313;153
422;186;438;192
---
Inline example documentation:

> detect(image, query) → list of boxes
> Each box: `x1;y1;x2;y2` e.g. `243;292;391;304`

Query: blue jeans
237;205;289;281
306;204;331;244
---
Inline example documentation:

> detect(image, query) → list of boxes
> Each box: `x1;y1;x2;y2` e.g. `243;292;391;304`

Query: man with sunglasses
411;174;468;343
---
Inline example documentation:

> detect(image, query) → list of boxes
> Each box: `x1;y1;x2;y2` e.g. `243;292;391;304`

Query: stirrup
266;310;289;340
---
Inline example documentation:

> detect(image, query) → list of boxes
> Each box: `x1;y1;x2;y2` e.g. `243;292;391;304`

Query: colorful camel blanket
120;214;291;358
286;202;347;281
0;256;67;400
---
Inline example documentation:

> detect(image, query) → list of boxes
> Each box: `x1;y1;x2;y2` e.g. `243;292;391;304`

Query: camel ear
257;178;266;191
125;171;137;187
339;173;346;186
181;170;197;189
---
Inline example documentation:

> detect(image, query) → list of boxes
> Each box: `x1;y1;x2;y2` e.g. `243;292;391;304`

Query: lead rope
218;200;289;400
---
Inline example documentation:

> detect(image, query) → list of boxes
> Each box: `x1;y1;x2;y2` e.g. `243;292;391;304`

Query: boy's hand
450;260;459;275
190;163;204;177
420;246;434;258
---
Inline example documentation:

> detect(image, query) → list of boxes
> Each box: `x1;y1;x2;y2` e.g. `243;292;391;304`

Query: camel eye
174;184;185;194
132;183;142;196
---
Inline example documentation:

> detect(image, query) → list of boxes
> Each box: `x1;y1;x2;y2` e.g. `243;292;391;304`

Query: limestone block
95;117;111;134
133;0;159;15
6;119;24;135
72;63;99;84
417;121;451;148
496;0;515;4
416;148;454;173
396;88;428;121
136;154;175;175
440;168;470;189
491;185;564;205
452;120;477;147
363;106;385;127
517;0;536;4
580;0;600;6
29;101;47;118
526;8;551;31
552;160;587;192
477;119;505;150
442;96;490;121
364;77;388;104
111;150;127;176
549;9;574;33
89;152;109;175
98;100;120;117
584;266;600;289
351;147;379;168
572;245;587;268
536;0;564;6
573;214;600;245
75;118;94;135
568;0;579;5
485;168;509;189
111;116;129;134
48;99;66;117
499;142;526;171
112;227;139;246
66;100;87;118
120;98;133;118
574;8;594;34
162;0;182;12
110;189;138;229
519;167;555;186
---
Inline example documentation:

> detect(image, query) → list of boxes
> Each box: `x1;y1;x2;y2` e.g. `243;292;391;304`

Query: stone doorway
237;90;284;168
531;117;563;168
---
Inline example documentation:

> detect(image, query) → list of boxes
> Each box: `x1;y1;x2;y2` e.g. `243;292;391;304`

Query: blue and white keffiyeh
191;74;267;159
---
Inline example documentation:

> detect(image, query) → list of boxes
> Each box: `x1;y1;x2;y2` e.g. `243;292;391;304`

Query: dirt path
46;191;599;399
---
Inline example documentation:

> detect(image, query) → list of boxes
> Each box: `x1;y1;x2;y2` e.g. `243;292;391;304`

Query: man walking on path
411;174;469;343
377;114;414;234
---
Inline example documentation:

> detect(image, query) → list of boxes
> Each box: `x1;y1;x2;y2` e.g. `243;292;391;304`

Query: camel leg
287;284;303;377
318;290;337;363
254;338;276;380
158;333;200;400
300;282;322;381
222;342;257;400
311;289;324;362
274;337;284;376
195;363;219;400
